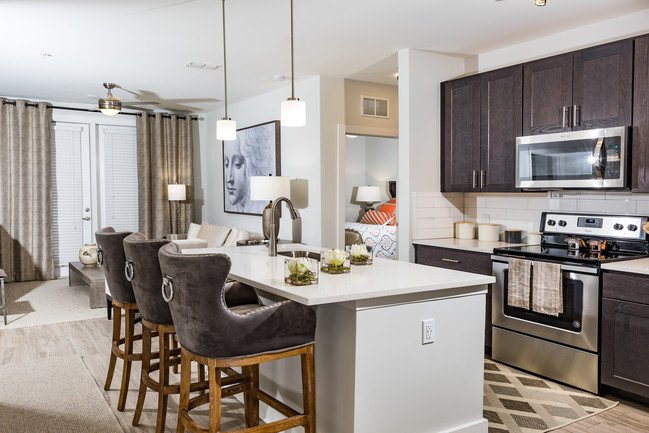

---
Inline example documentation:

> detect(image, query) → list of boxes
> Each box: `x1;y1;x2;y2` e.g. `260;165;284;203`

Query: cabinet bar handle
472;170;478;189
562;106;569;128
480;170;486;189
572;105;580;127
442;258;460;263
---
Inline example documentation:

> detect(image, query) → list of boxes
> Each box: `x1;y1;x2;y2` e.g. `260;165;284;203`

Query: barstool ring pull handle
124;259;135;282
97;248;104;266
162;275;175;303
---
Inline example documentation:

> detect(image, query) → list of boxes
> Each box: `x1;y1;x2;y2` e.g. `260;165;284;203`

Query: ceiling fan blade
122;100;160;105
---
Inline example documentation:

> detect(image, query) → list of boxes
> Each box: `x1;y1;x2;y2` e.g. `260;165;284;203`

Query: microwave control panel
603;139;622;179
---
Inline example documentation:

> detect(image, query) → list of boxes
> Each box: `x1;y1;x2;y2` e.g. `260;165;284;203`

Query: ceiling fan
90;83;159;116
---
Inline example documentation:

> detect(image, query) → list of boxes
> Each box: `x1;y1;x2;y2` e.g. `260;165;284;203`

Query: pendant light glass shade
281;98;306;127
534;0;546;5
217;118;237;141
99;83;121;116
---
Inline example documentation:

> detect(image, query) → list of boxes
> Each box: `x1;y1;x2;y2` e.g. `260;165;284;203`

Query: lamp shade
281;99;306;127
356;185;382;203
216;118;237;141
250;176;290;201
168;184;186;201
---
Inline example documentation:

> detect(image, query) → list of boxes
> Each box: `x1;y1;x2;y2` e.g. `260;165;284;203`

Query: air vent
361;95;389;118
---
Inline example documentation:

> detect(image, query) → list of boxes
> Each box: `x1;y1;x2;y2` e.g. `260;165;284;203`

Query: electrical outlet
422;319;435;345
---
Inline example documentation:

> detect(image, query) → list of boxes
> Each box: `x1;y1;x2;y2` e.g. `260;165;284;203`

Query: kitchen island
183;243;495;433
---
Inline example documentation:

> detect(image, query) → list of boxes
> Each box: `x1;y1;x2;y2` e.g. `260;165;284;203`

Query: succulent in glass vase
321;248;351;274
348;244;373;265
284;257;319;285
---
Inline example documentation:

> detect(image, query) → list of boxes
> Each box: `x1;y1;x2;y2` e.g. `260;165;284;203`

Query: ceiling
1;0;648;113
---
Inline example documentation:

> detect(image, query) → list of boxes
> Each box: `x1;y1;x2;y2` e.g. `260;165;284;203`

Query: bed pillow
360;209;395;226
378;202;396;225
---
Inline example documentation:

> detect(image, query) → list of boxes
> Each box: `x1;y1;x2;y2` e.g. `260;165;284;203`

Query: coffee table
68;261;107;309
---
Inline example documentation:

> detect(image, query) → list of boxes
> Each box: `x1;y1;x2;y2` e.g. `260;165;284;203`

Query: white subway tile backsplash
434;218;455;229
414;207;450;218
417;197;435;208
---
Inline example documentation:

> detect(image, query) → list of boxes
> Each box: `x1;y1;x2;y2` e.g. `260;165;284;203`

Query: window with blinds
98;125;138;233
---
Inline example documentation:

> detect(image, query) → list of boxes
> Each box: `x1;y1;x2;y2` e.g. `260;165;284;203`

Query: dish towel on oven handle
507;258;531;310
532;261;563;316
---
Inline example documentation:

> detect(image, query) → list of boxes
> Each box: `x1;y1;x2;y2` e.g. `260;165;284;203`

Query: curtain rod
1;100;198;120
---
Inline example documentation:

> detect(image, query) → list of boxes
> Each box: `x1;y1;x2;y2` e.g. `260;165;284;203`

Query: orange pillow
360;210;395;225
378;202;396;225
388;197;396;204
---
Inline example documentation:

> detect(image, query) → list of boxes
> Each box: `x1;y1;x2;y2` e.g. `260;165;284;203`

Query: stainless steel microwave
515;126;628;190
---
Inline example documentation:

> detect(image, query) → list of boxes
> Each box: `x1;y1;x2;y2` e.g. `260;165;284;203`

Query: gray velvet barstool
96;227;144;412
158;242;317;433
124;233;262;432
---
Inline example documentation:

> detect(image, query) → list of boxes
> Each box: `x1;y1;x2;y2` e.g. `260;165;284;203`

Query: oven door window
503;269;584;332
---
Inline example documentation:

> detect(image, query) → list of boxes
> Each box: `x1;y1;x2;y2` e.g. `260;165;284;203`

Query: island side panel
354;290;487;433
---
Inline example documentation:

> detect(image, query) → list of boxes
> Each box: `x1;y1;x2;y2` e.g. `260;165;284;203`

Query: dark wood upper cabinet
573;40;633;130
442;75;481;192
632;35;649;192
523;40;632;135
480;65;522;192
523;53;573;135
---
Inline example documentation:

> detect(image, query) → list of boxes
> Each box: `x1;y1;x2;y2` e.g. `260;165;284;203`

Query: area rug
0;355;123;433
484;359;618;433
2;278;106;329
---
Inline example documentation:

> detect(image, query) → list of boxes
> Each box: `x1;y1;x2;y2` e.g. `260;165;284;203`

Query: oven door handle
491;255;599;275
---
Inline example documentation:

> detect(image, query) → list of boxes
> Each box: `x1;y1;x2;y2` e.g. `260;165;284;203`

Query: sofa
171;222;265;250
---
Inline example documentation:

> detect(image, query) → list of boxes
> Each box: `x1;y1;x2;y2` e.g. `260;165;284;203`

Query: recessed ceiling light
535;0;546;6
185;61;221;70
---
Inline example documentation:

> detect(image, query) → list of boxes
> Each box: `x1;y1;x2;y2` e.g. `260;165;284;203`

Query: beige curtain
137;113;194;239
0;98;54;281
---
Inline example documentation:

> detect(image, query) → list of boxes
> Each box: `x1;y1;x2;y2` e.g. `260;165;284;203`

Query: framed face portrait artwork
222;120;281;215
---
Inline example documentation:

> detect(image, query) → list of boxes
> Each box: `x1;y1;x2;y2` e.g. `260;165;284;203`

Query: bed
344;181;397;260
344;222;397;260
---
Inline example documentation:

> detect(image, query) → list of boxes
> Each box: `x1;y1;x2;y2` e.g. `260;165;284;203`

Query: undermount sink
236;239;269;246
277;250;321;261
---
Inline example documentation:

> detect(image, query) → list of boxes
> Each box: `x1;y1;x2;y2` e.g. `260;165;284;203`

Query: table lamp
250;176;291;240
356;185;382;211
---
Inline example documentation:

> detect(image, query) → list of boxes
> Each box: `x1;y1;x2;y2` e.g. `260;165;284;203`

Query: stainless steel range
491;212;649;393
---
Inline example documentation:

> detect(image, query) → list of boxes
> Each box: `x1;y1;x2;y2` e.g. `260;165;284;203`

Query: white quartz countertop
413;238;530;254
183;244;494;306
602;257;649;276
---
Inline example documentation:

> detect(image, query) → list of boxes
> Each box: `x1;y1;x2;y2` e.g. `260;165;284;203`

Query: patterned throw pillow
378;202;396;225
360;210;395;226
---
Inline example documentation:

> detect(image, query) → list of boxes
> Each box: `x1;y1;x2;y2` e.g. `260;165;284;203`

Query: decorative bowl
347;244;373;265
284;257;319;286
321;249;351;274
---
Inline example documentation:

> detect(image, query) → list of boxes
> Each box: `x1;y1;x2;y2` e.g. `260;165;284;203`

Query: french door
51;114;138;278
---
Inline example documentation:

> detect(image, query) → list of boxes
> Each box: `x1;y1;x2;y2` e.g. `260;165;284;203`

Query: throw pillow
388;197;396;204
378;202;396;226
197;222;231;248
186;222;201;239
360;210;395;226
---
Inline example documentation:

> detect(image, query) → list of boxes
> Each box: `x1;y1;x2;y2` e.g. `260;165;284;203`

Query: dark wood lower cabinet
414;244;493;349
601;272;649;399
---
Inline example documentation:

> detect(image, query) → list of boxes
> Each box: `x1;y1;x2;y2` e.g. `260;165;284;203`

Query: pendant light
216;0;236;141
280;0;306;127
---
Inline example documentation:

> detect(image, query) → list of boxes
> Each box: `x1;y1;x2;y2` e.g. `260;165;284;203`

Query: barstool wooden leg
104;304;121;391
243;364;260;428
117;307;135;411
208;362;223;433
156;329;170;433
171;336;179;374
132;324;151;425
176;349;192;433
301;344;316;433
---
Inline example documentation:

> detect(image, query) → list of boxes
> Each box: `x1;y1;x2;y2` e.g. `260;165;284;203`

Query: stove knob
547;219;556;226
614;223;624;230
628;224;638;231
558;220;567;227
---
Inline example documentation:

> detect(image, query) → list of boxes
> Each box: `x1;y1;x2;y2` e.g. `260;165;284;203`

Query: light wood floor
1;318;649;432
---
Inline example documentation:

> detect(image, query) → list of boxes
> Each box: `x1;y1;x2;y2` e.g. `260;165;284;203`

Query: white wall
478;9;649;72
197;76;324;246
398;49;466;261
344;136;397;222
